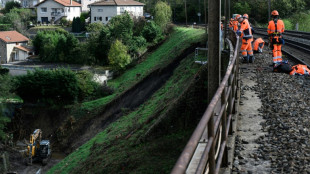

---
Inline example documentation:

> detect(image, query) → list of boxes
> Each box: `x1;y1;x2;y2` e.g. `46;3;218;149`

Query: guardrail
171;30;240;174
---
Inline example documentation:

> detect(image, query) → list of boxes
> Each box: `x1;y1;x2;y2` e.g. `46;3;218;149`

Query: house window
98;9;103;12
120;7;125;14
94;17;96;21
41;7;47;13
99;17;102;21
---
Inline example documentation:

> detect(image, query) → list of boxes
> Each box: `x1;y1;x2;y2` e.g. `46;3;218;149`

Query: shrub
60;18;68;26
142;21;163;43
76;71;99;101
128;36;147;57
14;69;79;105
282;19;293;30
108;12;134;42
154;1;172;31
108;40;131;70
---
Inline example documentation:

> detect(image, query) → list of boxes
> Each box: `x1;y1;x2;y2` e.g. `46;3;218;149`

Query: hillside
46;27;207;173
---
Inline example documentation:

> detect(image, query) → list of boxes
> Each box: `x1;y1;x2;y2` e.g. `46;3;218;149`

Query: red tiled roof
0;31;29;43
35;0;81;7
90;0;144;6
14;45;32;52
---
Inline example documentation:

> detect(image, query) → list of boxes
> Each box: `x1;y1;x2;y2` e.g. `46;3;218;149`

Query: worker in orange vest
236;14;254;63
290;64;310;75
232;15;239;32
253;37;265;53
267;10;285;66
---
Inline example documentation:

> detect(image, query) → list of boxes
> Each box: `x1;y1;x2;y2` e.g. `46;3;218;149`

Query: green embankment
48;27;206;173
81;27;205;111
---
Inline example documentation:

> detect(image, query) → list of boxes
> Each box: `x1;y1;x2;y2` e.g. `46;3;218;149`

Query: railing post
208;112;216;173
221;88;228;167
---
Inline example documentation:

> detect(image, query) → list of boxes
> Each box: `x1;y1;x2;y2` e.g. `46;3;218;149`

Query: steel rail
171;30;239;174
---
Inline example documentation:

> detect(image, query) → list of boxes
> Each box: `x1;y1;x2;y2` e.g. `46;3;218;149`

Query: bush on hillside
142;21;163;43
108;40;131;70
14;69;79;105
127;36;147;57
108;12;134;43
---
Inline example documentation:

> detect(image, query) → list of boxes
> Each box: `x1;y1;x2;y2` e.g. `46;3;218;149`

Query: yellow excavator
26;129;52;165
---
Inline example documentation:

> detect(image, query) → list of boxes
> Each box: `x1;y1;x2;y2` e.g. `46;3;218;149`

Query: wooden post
208;112;216;173
208;0;221;102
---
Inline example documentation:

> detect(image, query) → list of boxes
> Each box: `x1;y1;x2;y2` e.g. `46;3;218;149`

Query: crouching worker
253;38;265;53
290;64;310;75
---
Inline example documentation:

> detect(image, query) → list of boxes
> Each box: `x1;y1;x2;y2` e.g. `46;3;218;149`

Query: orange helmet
243;14;249;19
235;14;242;20
271;10;279;16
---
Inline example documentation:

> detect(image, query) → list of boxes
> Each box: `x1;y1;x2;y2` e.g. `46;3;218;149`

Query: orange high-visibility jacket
253;38;265;51
229;19;233;28
239;19;252;39
290;64;310;75
267;19;285;35
233;20;239;31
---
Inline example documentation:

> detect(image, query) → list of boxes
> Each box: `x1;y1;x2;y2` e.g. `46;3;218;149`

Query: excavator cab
26;129;52;165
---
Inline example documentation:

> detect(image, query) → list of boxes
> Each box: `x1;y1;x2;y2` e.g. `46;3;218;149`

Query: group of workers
228;10;310;75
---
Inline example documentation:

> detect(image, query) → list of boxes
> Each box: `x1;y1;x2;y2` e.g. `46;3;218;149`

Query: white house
35;0;81;24
88;0;144;24
0;31;32;64
80;0;100;12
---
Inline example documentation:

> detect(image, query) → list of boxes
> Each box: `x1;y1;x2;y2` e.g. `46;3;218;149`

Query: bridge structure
171;0;310;173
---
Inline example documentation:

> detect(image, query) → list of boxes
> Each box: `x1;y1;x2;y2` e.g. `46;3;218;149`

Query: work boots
242;56;249;63
249;55;255;63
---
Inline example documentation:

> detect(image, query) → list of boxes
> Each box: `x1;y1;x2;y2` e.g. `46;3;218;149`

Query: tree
108;12;134;42
141;21;163;43
0;74;12;141
3;1;21;14
108;40;131;70
154;1;172;31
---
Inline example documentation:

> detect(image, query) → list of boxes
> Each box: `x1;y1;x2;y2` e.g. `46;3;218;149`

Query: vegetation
108;40;132;70
1;1;21;14
0;74;13;141
154;1;172;31
0;8;34;33
81;27;205;111
48;37;206;173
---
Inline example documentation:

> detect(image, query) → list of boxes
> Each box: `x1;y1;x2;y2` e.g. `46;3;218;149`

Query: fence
171;30;240;174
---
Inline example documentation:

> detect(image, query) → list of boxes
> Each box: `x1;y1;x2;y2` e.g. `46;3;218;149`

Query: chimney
70;0;72;5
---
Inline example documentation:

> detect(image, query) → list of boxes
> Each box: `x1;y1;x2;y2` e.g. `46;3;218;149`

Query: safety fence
171;31;240;174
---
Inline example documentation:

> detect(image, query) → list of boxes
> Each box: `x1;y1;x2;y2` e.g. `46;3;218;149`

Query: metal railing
171;31;240;174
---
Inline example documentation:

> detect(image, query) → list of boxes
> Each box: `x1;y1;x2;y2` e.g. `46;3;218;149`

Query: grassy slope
48;27;205;174
81;27;205;111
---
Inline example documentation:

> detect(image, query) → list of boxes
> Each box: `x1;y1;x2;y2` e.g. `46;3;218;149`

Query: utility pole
185;0;188;25
268;0;271;21
198;0;201;23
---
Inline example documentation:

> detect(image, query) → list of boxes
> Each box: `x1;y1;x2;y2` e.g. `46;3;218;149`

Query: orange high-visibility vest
290;64;310;75
267;19;285;35
253;38;265;51
239;19;252;39
233;20;238;31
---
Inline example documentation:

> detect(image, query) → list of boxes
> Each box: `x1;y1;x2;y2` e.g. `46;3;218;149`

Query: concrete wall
37;0;81;23
7;43;16;63
17;49;28;61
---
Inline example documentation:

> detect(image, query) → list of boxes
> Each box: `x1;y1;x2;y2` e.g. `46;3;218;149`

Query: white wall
90;5;143;24
6;43;16;63
81;0;99;12
117;6;143;17
37;0;81;22
90;6;117;24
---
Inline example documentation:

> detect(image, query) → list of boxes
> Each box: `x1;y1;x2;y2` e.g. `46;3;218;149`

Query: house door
41;17;48;24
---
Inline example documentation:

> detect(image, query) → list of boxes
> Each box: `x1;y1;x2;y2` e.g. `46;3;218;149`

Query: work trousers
241;38;253;58
272;44;282;63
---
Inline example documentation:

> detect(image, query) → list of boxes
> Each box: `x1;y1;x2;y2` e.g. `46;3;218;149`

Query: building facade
35;0;81;23
0;31;31;64
89;0;144;24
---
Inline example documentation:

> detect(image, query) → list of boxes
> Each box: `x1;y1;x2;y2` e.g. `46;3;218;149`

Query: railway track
253;27;310;66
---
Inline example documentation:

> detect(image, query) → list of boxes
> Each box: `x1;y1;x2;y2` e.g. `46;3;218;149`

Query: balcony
51;12;67;16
